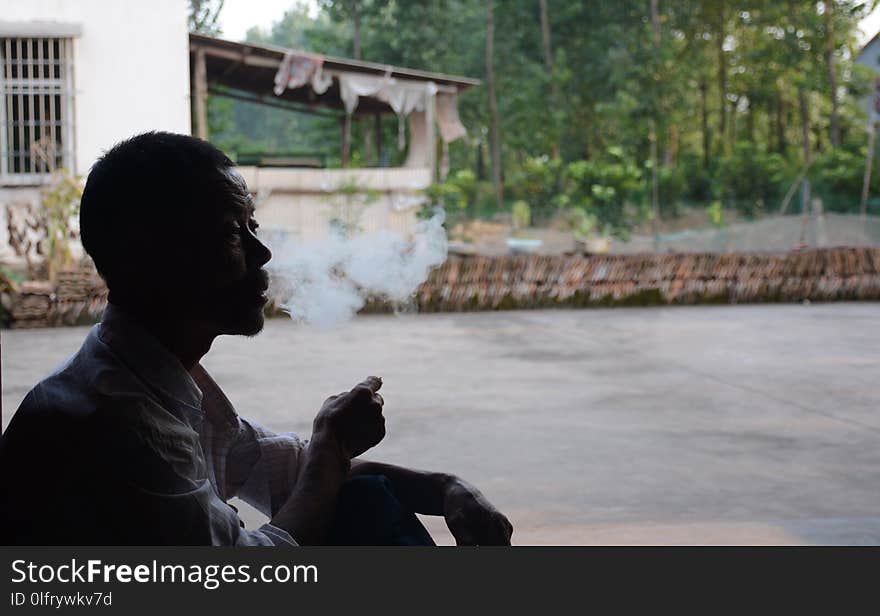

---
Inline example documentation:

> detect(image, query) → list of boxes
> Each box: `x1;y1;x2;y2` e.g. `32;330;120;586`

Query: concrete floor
2;303;879;545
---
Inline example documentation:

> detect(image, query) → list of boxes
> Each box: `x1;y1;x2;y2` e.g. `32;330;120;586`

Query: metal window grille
0;37;75;185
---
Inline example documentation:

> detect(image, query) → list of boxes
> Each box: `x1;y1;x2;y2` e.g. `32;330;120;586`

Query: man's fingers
359;375;383;393
324;392;346;404
341;376;383;404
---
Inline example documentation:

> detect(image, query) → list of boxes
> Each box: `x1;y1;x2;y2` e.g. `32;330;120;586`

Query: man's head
80;132;271;336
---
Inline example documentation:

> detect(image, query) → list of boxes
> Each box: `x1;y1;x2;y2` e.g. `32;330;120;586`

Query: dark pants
327;475;436;546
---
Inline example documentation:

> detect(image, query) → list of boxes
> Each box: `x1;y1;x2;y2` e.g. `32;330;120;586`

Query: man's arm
268;431;350;545
349;459;514;546
349;459;449;515
266;377;386;545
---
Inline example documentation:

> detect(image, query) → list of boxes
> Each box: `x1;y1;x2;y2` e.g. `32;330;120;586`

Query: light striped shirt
0;304;304;545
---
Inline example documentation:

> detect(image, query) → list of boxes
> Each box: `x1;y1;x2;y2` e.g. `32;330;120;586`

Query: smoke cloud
264;212;448;327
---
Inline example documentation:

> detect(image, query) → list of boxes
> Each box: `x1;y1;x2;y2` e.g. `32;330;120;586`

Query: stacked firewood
9;281;54;328
53;268;108;325
8;269;107;328
416;247;880;312
5;247;880;327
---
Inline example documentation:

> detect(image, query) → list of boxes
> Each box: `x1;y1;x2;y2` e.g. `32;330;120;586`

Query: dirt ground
3;303;880;544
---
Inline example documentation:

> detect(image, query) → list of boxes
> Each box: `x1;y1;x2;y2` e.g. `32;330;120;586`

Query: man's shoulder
9;326;162;432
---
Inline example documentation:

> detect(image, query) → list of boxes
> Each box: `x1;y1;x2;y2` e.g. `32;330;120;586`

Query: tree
486;0;503;207
189;0;225;35
209;0;877;228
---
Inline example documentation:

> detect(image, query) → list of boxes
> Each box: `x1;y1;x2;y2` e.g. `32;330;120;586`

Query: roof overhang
189;33;480;117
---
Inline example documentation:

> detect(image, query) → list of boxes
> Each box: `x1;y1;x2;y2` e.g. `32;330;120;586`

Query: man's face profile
79;133;275;339
180;167;273;337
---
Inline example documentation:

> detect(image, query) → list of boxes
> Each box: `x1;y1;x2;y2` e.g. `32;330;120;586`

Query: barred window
0;37;75;185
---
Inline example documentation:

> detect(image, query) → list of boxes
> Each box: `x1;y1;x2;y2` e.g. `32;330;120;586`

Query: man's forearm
270;431;350;545
349;459;453;516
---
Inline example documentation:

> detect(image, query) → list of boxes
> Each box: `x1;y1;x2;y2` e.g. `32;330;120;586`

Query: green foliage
559;150;644;235
507;156;562;216
566;207;598;241
188;0;224;35
325;179;378;237
511;200;531;230
810;146;880;211
40;170;83;282
707;200;725;227
717;142;790;217
426;169;474;214
208;0;877;228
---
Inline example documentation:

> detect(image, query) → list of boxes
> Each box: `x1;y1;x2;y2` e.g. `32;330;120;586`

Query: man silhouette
0;132;512;546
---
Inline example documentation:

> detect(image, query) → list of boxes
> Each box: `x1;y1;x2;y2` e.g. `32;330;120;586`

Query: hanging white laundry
337;71;394;114
311;67;332;94
274;51;328;96
404;110;429;168
435;91;468;143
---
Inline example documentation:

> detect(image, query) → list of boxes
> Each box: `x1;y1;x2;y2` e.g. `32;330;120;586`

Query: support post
341;115;351;167
194;47;209;140
860;122;876;221
375;113;383;167
424;85;437;181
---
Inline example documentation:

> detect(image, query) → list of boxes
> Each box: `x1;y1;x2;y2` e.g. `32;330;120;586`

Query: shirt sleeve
225;417;306;519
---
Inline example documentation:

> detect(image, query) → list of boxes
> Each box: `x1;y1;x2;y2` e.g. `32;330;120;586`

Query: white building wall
238;167;431;242
0;0;191;177
856;37;880;121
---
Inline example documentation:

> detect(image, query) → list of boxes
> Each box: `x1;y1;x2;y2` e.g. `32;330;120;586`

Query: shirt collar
97;303;204;412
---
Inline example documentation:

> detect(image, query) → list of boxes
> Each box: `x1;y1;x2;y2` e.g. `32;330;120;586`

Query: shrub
717;141;789;217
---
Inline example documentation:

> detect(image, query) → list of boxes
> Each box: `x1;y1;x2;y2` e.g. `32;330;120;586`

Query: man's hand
443;476;513;546
313;376;386;459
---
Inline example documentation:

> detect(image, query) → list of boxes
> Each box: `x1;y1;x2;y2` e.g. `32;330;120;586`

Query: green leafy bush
559;149;644;236
717;141;790;217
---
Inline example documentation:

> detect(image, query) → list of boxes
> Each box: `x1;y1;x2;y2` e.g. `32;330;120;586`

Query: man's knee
329;474;434;546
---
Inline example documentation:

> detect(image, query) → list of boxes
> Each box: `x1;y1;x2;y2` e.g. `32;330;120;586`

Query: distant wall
238;166;431;242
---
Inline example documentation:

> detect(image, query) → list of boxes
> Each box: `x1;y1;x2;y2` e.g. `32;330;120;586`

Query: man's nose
247;233;272;267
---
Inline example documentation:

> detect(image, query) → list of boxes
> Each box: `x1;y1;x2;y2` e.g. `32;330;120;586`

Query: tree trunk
539;0;553;73
798;87;812;220
716;4;727;153
747;96;755;144
650;0;661;45
486;0;503;207
664;124;678;166
860;122;876;219
700;76;710;168
776;90;787;154
351;0;361;60
350;1;372;164
538;0;560;159
728;97;737;149
650;0;661;242
825;2;840;148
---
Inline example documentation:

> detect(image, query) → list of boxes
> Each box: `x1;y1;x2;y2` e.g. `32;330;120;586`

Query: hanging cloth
435;91;467;143
337;70;394;114
274;52;331;96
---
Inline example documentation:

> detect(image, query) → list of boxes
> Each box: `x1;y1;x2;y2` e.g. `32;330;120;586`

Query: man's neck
115;303;216;372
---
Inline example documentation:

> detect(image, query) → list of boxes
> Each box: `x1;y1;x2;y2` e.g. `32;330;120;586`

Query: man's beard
185;271;270;337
